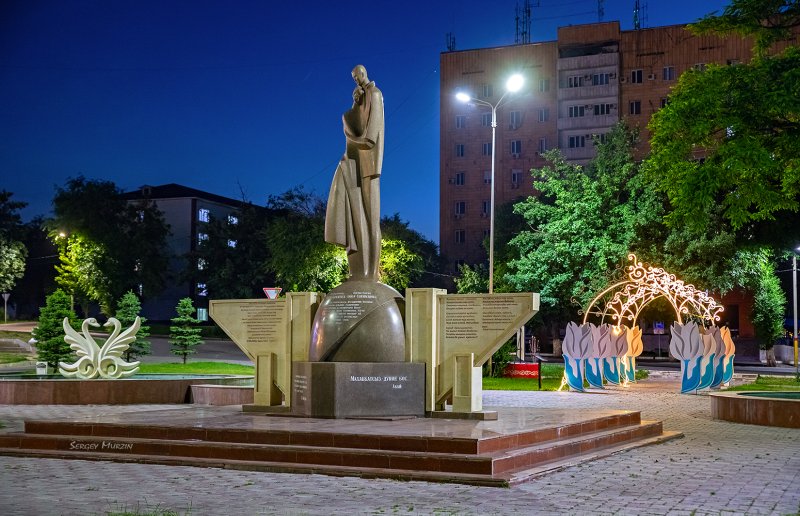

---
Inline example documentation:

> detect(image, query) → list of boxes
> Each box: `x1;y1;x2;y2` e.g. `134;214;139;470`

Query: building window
481;112;492;126
454;201;466;216
454;229;466;244
568;135;586;148
227;239;237;248
539;78;550;91
454;259;465;273
455;144;465;157
592;73;609;86
227;214;238;225
660;97;668;109
630;69;643;83
197;258;206;271
198;208;210;222
481;83;493;98
509;110;522;129
568;105;585;118
197;232;209;245
727;58;740;66
594;133;609;144
629;100;641;115
510;140;522;156
511;169;522;185
455;115;466;128
568;75;583;88
482;142;492;156
196;283;208;297
694;63;707;71
454;172;465;186
483;170;491;184
594;103;612;116
481;200;490;215
663;66;676;80
538;137;547;153
538;108;549;122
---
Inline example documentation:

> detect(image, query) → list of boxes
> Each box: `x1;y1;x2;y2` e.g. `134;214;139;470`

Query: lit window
227;239;237;248
538;108;549;122
455;144;465;157
228;214;239;225
454;172;465;186
630;69;643;84
198;208;210;222
196;283;208;296
454;230;466;244
663;66;676;80
481;112;492;126
197;232;209;245
455;115;465;129
509;110;522;129
482;142;492;156
196;308;208;322
510;140;522;156
629;100;641;115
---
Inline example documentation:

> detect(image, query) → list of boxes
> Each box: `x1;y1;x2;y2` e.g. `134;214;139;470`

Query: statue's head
352;64;368;86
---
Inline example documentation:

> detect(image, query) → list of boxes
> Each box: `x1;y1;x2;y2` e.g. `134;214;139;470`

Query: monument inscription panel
442;295;527;350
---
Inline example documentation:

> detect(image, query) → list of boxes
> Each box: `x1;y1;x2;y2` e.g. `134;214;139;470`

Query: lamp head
506;74;524;92
455;92;471;103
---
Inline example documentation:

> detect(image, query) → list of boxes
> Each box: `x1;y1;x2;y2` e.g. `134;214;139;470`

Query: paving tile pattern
0;374;799;515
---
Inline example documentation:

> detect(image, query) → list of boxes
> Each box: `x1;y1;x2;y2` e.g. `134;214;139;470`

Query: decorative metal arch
581;254;723;327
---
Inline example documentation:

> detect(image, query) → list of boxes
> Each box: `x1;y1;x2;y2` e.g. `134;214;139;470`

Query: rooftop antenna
633;0;641;30
445;32;456;52
515;0;534;44
598;0;605;22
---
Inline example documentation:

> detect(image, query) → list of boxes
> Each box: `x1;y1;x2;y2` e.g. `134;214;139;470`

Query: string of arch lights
581;254;723;327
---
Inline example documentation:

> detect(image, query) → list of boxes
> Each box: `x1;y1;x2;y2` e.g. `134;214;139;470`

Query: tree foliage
115;290;151;361
0;191;28;294
379;238;423;292
380;214;443;288
49;177;170;314
507;125;662;323
32;289;77;370
169;297;204;364
645;2;800;232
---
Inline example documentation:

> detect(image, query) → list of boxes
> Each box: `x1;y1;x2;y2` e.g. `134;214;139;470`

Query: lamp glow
506;74;524;92
455;92;471;103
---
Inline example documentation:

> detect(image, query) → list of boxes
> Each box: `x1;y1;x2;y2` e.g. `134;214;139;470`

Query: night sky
1;0;729;241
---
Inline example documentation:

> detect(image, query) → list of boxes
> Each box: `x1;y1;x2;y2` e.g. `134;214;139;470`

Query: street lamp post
456;74;524;294
794;249;798;376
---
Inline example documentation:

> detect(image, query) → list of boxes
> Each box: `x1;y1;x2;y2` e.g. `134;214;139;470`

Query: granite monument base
291;362;425;418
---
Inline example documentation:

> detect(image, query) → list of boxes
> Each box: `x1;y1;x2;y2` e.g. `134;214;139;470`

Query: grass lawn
724;375;800;392
0;330;30;340
0;352;33;365
138;362;254;375
482;363;649;391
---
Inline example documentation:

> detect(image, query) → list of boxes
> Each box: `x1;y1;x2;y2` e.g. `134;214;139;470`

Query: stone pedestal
291;362;425;418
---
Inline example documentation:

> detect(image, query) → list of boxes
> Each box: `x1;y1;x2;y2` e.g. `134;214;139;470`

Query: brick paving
0;373;798;515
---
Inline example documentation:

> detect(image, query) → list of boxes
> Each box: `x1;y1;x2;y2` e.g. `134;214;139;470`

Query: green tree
0;191;28;295
265;188;347;292
380;214;444;288
645;1;800;232
455;263;489;294
507;125;662;333
32;289;77;370
379;238;423;291
49;177;170;315
115;291;151;361
169;297;204;364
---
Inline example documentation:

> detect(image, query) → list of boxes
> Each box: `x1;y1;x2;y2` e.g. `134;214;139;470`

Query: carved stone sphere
310;279;405;362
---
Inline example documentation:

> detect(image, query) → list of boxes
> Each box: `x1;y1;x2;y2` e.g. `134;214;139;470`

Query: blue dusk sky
1;0;729;242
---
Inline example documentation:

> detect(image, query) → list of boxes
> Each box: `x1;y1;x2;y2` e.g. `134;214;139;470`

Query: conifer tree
115;290;151;361
169;297;203;364
32;289;77;370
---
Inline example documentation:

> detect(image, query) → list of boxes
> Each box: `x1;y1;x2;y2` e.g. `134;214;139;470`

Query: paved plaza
0;374;798;515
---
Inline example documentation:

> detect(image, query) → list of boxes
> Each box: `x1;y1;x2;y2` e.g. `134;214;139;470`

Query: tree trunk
765;347;777;367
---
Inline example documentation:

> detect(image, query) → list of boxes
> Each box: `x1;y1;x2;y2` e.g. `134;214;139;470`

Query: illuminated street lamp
456;73;524;294
793;246;799;376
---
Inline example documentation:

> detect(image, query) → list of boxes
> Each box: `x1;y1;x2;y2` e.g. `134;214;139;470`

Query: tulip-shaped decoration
720;326;736;385
697;329;717;390
586;323;610;389
603;325;628;385
707;326;726;388
624;325;643;382
669;321;703;394
563;322;592;392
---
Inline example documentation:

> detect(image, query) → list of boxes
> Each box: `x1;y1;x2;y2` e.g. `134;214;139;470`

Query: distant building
121;183;245;321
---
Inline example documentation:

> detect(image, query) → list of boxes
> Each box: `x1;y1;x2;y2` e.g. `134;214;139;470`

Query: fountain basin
710;391;800;428
0;374;253;405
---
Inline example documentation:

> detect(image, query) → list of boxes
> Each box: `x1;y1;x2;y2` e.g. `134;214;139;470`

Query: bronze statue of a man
324;64;384;280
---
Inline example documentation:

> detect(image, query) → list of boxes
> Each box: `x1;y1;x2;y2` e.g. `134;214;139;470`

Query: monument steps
0;408;681;486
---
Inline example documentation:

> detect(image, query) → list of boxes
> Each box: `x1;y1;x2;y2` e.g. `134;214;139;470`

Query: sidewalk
0;374;798;515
